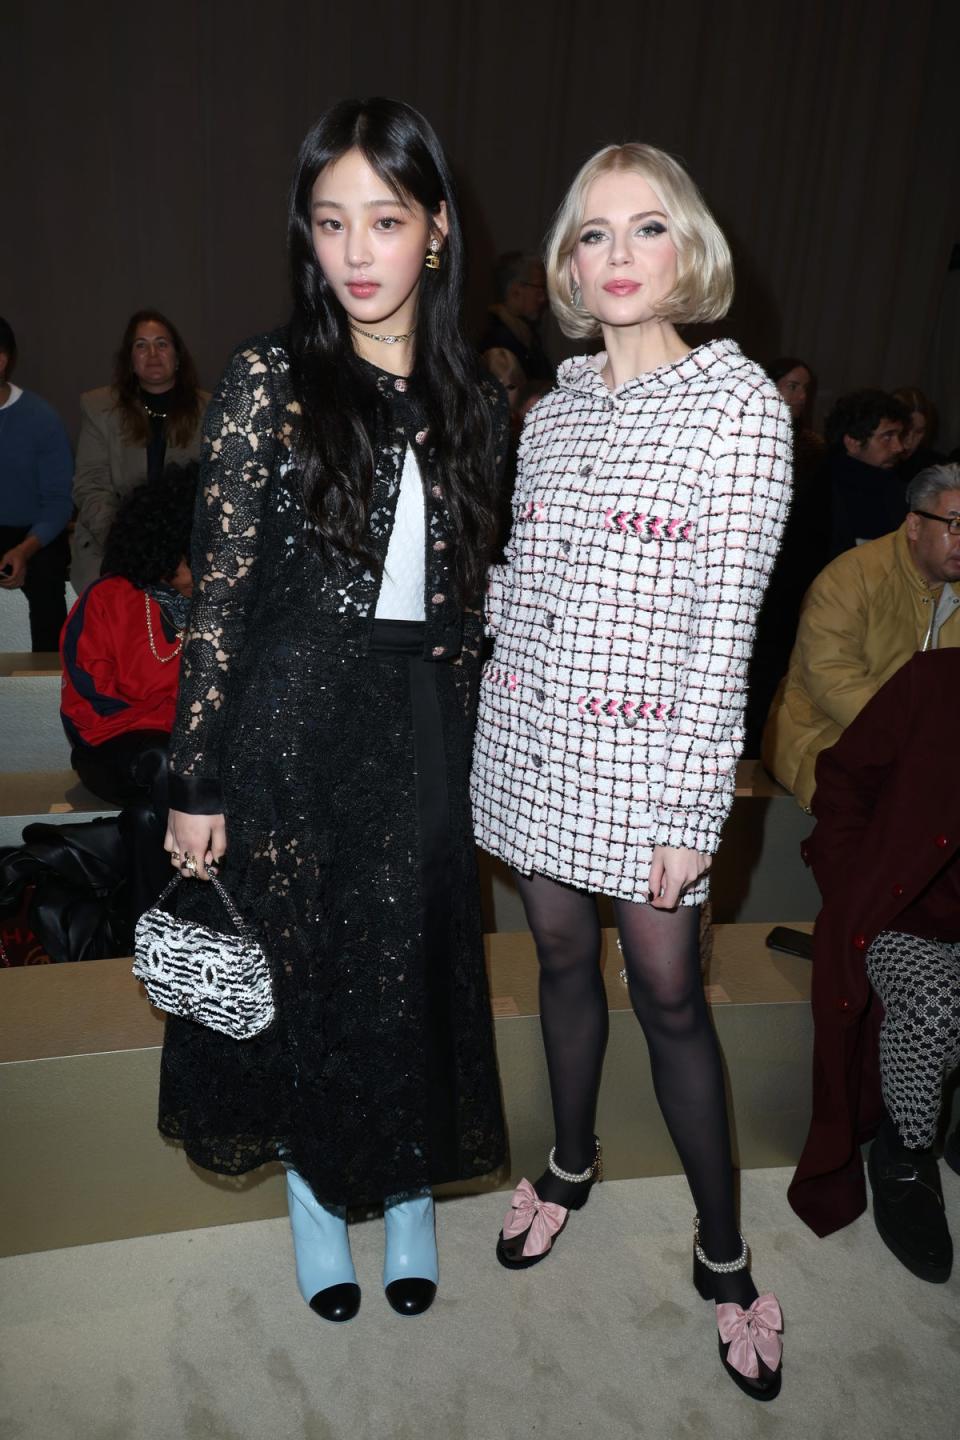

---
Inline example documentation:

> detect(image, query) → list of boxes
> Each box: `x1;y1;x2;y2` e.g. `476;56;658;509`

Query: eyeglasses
913;508;960;536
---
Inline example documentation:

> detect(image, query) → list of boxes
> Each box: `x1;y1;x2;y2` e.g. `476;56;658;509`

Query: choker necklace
350;323;414;346
141;396;168;420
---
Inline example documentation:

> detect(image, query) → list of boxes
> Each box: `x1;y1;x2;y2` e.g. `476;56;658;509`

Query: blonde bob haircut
545;143;734;339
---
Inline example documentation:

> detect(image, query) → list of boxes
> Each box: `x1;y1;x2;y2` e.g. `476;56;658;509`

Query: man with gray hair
478;251;555;385
763;463;960;808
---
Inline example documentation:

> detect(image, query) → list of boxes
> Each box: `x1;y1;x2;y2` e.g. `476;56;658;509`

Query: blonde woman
470;144;791;1399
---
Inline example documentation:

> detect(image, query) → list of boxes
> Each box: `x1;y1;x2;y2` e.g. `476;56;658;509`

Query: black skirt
158;620;506;1206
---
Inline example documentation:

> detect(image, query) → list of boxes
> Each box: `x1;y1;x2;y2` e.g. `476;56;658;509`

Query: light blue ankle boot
286;1168;360;1322
383;1189;438;1316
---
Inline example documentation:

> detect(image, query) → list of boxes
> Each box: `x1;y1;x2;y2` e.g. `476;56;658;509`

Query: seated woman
71;311;208;593
893;384;944;486
789;648;960;1284
60;463;197;806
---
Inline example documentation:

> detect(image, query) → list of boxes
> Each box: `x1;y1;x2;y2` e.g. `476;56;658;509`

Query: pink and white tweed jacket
470;339;791;903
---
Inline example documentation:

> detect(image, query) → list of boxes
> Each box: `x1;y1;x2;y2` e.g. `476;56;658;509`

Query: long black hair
287;97;499;599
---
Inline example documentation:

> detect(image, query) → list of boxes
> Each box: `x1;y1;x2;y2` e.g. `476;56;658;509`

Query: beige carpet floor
1;1165;957;1440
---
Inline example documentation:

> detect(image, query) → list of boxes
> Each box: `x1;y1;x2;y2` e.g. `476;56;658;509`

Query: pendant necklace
141;394;169;421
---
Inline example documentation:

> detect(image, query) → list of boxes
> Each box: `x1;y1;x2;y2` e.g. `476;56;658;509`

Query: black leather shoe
944;1125;960;1179
868;1131;952;1283
384;1277;436;1316
692;1242;782;1402
309;1282;361;1323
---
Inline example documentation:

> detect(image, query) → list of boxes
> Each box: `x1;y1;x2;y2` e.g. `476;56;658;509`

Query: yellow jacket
762;524;960;809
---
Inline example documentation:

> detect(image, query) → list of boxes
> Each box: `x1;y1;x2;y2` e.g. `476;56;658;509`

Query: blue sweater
0;387;74;546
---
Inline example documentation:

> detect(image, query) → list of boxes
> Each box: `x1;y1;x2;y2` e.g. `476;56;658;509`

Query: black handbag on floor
0;817;132;963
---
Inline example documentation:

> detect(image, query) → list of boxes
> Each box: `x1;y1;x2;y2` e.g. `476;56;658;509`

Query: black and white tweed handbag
133;874;274;1040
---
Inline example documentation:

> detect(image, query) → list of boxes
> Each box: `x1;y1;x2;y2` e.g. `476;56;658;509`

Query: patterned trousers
865;930;960;1149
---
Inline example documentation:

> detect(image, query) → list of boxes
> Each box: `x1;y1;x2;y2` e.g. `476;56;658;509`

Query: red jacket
788;649;960;1236
60;576;181;748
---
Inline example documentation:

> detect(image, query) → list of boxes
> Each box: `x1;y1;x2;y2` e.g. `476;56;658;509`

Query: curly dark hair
825;389;910;448
112;309;203;449
101;463;199;587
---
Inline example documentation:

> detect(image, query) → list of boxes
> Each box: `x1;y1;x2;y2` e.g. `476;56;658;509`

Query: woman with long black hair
160;98;508;1323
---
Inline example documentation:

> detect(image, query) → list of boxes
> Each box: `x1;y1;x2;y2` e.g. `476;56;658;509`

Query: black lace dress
157;333;508;1206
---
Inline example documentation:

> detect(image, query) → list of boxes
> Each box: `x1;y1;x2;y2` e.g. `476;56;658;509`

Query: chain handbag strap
153;872;253;938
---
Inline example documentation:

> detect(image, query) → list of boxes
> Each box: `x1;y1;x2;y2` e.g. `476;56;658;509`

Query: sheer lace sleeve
484;394;529;638
168;343;282;814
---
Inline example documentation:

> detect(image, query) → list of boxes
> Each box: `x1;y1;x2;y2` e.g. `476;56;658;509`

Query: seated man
59;463;197;920
788;648;960;1283
60;463;197;805
0;317;73;650
823;389;909;558
763;464;960;810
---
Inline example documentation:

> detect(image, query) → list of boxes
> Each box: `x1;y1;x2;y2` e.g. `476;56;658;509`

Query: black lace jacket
168;332;509;814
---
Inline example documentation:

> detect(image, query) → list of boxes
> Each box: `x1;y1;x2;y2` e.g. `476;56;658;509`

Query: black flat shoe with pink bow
692;1218;783;1401
496;1140;602;1269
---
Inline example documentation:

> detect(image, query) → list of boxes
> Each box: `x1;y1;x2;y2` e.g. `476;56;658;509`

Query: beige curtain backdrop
3;0;959;430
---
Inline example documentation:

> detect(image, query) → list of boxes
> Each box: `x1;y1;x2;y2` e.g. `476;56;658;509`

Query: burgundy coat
788;649;960;1237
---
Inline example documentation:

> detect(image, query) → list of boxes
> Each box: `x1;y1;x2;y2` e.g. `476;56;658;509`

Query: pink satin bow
716;1294;783;1380
501;1179;568;1258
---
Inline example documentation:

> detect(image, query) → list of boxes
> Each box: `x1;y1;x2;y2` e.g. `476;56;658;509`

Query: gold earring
425;238;441;271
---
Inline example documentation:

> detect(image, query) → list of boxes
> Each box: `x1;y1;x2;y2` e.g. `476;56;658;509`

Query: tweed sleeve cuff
650;808;725;856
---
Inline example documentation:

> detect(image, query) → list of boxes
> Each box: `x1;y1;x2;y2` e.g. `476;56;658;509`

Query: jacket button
535;688;545;703
431;593;445;605
433;540;447;551
579;462;592;476
935;834;949;848
892;883;904;897
431;646;445;657
852;934;867;951
837;998;851;1012
415;429;428;445
431;484;443;499
561;540;571;554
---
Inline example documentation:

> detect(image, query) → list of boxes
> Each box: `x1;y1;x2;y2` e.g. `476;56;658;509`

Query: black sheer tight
514;872;608;1211
516;871;757;1307
615;897;756;1307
